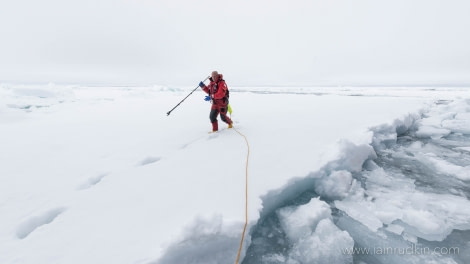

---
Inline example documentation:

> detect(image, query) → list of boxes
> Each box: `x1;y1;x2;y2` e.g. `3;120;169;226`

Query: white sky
1;0;469;86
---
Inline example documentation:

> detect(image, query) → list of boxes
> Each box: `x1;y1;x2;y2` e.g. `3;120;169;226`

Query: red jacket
202;75;229;107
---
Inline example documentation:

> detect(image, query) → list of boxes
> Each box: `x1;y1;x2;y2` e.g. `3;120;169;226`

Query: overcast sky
1;0;469;86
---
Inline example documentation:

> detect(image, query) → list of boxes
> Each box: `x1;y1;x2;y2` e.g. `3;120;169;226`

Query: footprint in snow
77;173;108;190
207;132;220;140
16;207;67;239
139;156;161;166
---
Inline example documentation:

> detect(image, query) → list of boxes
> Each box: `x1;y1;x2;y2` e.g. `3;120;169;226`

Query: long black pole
166;76;210;116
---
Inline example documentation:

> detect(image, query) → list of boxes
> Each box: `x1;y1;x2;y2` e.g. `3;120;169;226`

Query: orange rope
233;127;250;264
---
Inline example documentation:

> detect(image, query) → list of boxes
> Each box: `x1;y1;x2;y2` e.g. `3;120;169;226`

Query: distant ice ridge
243;99;470;264
0;83;76;111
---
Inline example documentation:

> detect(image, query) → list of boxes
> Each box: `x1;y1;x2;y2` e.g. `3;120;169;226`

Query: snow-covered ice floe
1;84;469;264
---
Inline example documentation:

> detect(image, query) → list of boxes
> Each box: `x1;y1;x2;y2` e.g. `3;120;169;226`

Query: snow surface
0;84;469;264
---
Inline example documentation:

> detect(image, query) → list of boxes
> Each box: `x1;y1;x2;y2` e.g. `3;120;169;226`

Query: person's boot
228;123;233;129
212;121;218;132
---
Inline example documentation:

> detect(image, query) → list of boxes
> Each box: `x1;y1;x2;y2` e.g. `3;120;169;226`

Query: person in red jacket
199;71;233;132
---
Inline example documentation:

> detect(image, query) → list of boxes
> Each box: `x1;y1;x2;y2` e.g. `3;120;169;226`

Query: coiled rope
233;126;250;264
